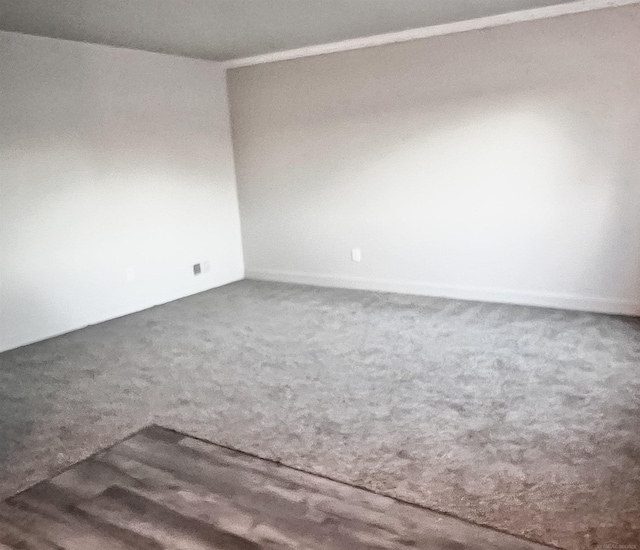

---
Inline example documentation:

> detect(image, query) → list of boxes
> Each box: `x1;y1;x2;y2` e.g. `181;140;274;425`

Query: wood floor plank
48;457;144;501
0;500;117;550
100;436;422;549
77;486;261;550
2;490;161;550
0;425;554;550
0;506;63;550
94;456;396;549
93;452;354;549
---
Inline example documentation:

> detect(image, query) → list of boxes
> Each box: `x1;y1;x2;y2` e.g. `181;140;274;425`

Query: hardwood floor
0;425;553;549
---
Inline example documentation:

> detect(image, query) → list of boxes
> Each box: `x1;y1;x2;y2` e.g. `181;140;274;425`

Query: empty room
0;0;639;549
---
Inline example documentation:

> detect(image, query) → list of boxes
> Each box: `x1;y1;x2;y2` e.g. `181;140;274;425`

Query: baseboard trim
0;275;245;353
246;269;640;316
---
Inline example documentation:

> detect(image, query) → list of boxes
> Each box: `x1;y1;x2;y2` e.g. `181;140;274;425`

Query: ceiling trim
224;0;640;68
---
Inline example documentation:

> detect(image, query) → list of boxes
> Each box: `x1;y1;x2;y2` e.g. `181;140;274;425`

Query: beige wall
0;32;244;351
228;5;640;315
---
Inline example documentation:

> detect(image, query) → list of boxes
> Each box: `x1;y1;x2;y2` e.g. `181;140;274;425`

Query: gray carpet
0;280;638;550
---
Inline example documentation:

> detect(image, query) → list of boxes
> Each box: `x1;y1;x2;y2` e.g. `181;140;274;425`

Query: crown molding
224;0;640;69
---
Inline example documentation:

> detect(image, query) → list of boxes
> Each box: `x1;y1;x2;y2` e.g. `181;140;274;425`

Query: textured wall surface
1;281;638;549
229;5;640;315
0;31;244;352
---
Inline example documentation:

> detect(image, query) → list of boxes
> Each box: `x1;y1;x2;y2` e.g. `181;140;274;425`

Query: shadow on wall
588;116;640;309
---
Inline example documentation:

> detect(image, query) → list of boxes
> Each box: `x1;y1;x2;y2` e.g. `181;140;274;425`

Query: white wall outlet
202;260;211;274
125;267;136;282
351;248;362;262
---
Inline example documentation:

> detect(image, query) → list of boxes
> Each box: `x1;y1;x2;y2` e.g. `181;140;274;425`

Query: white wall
0;32;244;352
228;5;640;316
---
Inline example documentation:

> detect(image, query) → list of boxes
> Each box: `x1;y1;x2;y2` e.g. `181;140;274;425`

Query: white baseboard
246;269;640;316
0;275;245;353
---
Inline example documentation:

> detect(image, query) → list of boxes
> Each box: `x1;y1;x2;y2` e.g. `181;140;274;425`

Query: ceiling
0;0;592;61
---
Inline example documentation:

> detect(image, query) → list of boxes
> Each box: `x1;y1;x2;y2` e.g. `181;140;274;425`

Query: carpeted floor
0;424;553;549
0;280;638;550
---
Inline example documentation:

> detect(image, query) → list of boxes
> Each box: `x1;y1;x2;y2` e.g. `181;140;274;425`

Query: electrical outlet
125;267;136;282
351;248;362;262
202;261;211;274
193;263;201;276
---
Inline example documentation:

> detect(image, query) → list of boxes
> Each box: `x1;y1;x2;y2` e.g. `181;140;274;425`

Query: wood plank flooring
0;425;553;549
